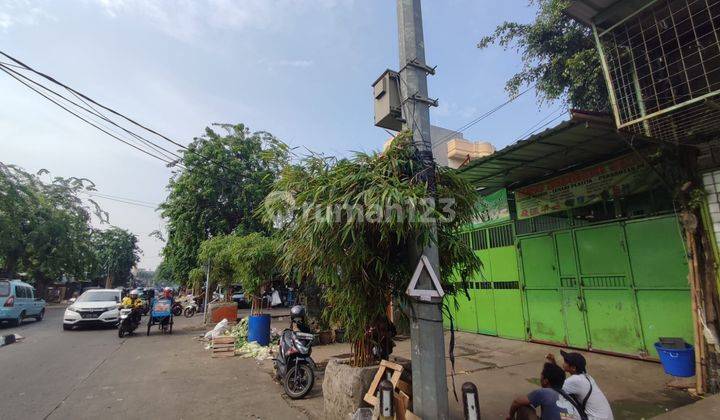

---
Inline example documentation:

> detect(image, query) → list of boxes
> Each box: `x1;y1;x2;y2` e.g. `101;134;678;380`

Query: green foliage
231;233;279;299
89;227;141;287
196;232;280;313
478;0;609;111
159;123;288;285
263;132;481;365
0;163;98;290
1;163;141;292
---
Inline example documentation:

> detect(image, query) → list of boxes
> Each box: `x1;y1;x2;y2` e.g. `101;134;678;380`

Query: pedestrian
547;351;614;420
506;362;580;420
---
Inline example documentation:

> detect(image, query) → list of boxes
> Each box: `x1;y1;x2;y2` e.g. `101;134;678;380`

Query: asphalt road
0;307;306;420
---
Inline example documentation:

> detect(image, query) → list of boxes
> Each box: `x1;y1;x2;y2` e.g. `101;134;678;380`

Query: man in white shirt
547;351;614;420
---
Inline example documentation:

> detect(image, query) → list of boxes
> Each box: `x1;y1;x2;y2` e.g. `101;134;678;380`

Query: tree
230;233;279;315
196;232;280;314
264;132;482;366
478;0;609;111
160;123;288;285
1;163;102;294
90;227;141;288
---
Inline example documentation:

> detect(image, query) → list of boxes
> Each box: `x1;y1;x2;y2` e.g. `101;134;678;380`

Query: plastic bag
204;318;230;340
271;290;282;307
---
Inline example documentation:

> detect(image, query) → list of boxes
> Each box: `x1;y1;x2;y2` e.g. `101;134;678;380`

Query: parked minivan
0;279;46;326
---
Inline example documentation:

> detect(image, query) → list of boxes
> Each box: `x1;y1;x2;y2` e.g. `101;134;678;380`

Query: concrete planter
322;359;377;420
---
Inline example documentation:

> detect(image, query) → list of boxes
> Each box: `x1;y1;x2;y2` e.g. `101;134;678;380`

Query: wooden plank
394;391;410;420
364;359;406;406
404;409;421;420
397;379;412;398
213;336;235;344
212;344;235;349
363;365;386;406
380;359;403;372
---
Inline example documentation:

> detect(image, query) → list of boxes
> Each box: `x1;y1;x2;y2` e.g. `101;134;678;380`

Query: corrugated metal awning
456;111;647;190
565;0;657;30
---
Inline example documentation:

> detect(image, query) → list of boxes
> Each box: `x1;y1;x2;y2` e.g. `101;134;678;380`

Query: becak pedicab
147;288;174;335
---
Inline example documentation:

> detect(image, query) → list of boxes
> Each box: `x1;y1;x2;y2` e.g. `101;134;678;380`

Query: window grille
471;229;488;250
489;224;515;248
597;0;720;142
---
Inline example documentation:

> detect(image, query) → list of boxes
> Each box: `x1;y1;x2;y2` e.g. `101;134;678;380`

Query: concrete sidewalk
653;393;720;419
267;330;699;420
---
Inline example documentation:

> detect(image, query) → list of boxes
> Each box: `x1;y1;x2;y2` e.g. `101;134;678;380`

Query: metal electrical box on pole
372;70;403;131
396;0;449;418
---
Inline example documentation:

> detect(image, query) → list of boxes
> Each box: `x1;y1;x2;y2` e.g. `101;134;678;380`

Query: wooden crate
212;336;236;358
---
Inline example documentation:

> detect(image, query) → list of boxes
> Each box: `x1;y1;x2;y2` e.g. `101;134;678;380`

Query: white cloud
92;0;353;42
0;0;54;31
256;57;315;72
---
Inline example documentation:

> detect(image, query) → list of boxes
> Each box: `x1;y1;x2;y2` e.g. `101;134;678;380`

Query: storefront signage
473;188;510;226
515;153;658;219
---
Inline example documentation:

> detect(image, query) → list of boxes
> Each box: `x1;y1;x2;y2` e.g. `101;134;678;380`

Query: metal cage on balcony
593;0;720;142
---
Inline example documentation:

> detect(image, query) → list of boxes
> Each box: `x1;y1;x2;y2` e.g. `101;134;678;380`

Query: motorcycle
171;301;183;317
118;308;140;338
273;305;316;399
182;299;198;318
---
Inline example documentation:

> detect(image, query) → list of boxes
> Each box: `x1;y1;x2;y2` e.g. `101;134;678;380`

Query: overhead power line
432;84;536;146
0;50;233;174
0;62;183;164
83;191;160;207
84;193;158;209
0;64;177;166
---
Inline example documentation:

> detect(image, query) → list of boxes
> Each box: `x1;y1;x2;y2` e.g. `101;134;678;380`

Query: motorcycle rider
121;289;144;324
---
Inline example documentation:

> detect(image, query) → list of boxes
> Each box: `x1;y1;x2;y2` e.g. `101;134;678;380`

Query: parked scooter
171;301;183;317
182;299;198;318
273;305;316;399
118;308;141;338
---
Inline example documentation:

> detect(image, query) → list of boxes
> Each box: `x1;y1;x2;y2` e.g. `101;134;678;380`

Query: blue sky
1;0;560;269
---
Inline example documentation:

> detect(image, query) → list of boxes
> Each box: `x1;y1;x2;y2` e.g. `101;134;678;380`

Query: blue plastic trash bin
247;314;271;346
654;342;695;377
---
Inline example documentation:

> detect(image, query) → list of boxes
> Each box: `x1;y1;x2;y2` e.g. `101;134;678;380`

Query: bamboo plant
264;132;481;366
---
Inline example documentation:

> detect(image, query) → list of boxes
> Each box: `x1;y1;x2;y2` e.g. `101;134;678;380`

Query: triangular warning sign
406;255;445;301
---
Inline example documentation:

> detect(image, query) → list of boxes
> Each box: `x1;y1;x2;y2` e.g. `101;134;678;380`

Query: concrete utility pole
397;0;449;418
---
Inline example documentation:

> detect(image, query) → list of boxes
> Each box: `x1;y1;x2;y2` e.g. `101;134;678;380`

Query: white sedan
63;289;122;330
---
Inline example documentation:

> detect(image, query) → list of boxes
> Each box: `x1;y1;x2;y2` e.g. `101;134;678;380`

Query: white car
63;289;122;330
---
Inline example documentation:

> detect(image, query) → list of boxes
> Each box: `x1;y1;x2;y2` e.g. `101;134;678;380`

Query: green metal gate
450;214;691;358
574;223;644;355
518;214;691;357
624;217;692;357
446;223;525;339
519;234;565;343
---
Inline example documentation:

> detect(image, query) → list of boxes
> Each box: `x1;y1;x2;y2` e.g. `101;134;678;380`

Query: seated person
547;351;614;420
507;362;580;420
121;289;143;323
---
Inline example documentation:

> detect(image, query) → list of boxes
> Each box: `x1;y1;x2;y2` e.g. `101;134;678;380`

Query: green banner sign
515;153;659;220
473;188;510;227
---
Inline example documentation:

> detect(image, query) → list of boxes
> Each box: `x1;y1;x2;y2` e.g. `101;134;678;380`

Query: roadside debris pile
201;318;277;360
1;334;24;347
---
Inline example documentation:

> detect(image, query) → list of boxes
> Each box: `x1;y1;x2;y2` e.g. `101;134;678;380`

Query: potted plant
317;316;333;345
264;131;482;366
